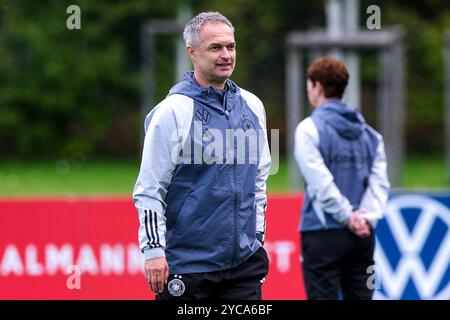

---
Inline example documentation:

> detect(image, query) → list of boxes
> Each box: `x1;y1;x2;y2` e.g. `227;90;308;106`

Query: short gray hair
183;11;234;47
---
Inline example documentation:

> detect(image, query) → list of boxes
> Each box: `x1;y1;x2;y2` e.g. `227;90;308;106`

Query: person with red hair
295;56;390;300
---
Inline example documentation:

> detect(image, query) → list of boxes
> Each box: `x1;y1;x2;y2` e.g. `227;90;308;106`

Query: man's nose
220;47;231;60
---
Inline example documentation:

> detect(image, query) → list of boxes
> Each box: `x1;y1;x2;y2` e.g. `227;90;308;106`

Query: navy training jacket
133;72;271;274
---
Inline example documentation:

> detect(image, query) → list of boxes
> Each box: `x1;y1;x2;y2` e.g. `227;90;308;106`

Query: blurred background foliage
0;0;449;162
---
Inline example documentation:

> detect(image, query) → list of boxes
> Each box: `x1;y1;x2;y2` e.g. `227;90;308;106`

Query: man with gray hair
133;11;271;300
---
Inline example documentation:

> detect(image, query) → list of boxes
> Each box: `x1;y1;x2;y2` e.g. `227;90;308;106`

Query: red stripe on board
0;194;306;300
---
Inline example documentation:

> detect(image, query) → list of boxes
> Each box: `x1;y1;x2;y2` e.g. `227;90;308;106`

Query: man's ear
186;45;195;61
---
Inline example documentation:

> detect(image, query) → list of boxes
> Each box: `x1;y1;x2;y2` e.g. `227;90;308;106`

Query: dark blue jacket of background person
295;99;389;232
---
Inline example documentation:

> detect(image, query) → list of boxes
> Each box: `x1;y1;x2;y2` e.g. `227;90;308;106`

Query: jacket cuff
256;232;265;242
366;217;378;229
143;247;165;261
338;207;353;225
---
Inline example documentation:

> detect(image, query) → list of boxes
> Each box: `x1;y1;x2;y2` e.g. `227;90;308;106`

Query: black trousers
301;229;375;300
156;246;269;300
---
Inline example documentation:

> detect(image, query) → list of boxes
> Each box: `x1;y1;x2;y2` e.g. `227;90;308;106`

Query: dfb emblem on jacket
241;115;256;132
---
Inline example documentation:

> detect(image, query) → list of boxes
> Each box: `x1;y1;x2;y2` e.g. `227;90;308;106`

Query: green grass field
0;155;447;197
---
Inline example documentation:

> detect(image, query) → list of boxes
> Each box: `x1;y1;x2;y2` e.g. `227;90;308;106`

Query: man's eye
227;45;235;50
210;46;220;51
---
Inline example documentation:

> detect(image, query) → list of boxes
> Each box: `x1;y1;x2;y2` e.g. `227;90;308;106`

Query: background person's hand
347;210;371;238
144;257;169;294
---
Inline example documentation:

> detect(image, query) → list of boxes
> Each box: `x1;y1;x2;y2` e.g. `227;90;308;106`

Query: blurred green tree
0;0;176;159
0;0;448;160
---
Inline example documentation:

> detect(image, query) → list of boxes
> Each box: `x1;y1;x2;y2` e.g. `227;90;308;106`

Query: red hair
307;56;349;99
